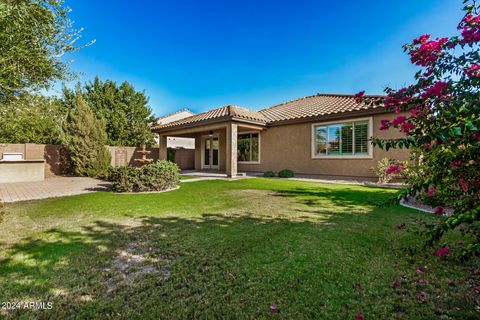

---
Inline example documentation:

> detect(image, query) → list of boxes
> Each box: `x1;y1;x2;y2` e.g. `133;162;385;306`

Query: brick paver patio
0;177;111;203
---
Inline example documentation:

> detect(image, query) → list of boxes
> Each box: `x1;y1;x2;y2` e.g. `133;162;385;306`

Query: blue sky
63;0;462;117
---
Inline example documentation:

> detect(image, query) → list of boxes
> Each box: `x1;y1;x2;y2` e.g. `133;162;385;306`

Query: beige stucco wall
237;113;409;178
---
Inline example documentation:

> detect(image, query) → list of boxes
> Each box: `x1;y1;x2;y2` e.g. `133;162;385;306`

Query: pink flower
458;14;480;44
386;164;403;175
270;304;278;313
355;313;365;320
409;109;423;117
427;188;436;197
400;122;415;135
434;206;444;215
392;279;400;288
466;64;480;78
459;178;469;192
409;35;448;66
421;81;448;99
416;266;425;274
417;291;427;303
434;246;450;257
396;223;406;230
391;115;407;126
422;143;432;151
354;91;365;103
380;119;391;130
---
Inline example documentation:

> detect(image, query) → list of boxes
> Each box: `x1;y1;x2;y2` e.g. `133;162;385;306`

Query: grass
0;178;479;319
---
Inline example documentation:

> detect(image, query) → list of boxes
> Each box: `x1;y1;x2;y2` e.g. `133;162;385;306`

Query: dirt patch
106;239;174;293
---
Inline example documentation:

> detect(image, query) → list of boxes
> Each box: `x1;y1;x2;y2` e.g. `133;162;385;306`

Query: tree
62;93;110;178
0;94;67;144
357;1;480;257
0;0;91;100
62;77;156;147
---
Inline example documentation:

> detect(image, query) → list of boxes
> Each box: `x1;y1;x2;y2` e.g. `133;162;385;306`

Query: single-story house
155;109;195;149
153;93;409;178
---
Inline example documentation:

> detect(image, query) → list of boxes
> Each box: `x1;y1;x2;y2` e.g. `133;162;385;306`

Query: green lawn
0;178;479;319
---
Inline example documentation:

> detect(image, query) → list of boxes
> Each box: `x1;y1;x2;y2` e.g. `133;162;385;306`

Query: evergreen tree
62;77;156;147
62;93;110;177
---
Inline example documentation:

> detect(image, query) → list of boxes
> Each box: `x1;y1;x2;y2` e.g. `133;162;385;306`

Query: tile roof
259;93;383;122
153;93;383;131
153;105;268;129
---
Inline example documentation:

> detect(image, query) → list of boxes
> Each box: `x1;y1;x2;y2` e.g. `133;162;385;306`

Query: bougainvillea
358;1;480;257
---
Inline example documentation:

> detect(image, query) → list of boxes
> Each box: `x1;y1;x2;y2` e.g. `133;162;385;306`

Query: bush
108;160;180;193
278;169;294;178
62;94;111;178
263;171;276;177
363;1;480;256
371;158;408;184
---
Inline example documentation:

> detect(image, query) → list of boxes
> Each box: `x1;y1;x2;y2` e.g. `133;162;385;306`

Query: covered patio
154;106;267;177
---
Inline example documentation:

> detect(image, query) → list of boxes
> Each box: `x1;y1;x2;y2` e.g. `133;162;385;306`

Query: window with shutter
312;118;372;158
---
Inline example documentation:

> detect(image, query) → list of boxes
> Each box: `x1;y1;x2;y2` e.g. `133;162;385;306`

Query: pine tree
62;94;111;178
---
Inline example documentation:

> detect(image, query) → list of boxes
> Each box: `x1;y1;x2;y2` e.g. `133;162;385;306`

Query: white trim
237;131;261;164
201;134;220;169
311;117;374;159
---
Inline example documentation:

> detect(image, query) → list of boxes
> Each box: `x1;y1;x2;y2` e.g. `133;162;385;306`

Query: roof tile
154;93;383;130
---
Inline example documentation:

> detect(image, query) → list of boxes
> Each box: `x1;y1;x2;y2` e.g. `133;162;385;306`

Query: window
313;119;371;157
238;132;260;162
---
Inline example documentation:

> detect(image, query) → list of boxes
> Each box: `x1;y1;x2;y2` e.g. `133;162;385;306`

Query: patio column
159;135;167;160
226;122;238;177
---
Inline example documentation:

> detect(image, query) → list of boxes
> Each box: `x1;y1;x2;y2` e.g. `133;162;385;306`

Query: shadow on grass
0;185;422;319
0;207;379;317
272;186;397;213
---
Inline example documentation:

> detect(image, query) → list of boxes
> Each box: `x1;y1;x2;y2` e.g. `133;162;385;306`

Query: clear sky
63;0;463;117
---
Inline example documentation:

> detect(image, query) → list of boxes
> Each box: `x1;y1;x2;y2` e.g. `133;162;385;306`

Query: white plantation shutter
341;123;353;155
313;119;370;157
354;121;368;154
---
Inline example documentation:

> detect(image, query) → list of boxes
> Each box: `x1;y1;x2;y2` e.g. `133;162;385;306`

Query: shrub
263;171;276;177
108;160;180;193
371;158;408;184
360;1;480;256
62;94;111;178
278;169;294;178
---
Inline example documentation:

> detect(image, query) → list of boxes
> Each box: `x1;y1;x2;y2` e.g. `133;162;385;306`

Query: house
155;109;195;149
152;93;409;178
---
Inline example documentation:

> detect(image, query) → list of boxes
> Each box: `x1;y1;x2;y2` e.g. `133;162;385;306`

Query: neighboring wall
237;113;410;178
0;144;194;177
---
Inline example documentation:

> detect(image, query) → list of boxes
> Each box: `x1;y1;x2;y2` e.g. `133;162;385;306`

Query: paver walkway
0;177;111;203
